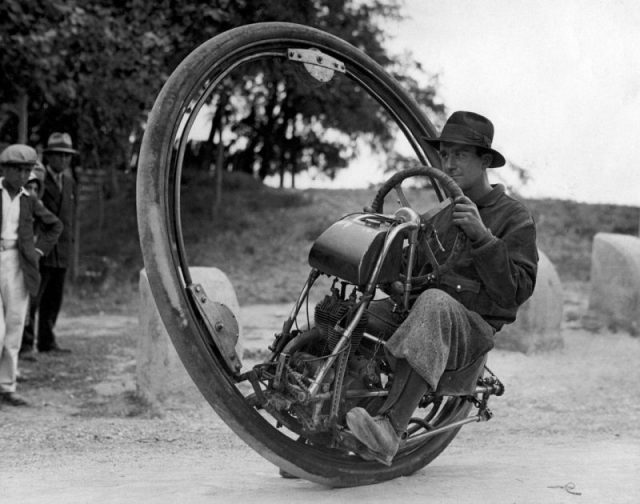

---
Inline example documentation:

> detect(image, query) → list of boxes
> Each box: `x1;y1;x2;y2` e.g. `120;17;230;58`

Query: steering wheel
369;166;467;281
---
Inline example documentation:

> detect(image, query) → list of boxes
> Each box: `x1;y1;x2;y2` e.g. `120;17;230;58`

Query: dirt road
2;297;640;503
4;435;639;504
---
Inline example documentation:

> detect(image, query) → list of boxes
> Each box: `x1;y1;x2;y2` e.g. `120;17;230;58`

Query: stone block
496;250;564;353
137;267;243;405
588;233;640;335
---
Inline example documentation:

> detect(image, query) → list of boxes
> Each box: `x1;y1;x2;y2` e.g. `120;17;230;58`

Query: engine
314;289;368;356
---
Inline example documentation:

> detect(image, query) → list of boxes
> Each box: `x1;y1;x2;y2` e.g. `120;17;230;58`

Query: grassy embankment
67;171;639;314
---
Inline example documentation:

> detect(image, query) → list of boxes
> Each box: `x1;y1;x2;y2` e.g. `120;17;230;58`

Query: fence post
74;167;108;281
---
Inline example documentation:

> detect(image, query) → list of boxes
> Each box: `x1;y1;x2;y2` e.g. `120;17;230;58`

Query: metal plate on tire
187;283;242;375
288;48;345;82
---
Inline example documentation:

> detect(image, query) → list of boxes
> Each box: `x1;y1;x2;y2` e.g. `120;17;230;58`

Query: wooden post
72;203;80;281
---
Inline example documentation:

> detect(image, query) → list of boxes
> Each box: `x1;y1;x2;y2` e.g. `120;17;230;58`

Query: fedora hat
425;111;505;168
44;132;78;155
0;144;38;166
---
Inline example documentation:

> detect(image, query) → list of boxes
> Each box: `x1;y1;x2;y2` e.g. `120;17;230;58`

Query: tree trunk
213;122;224;214
210;94;228;212
278;146;286;189
91;148;105;232
110;155;120;196
17;92;28;143
278;96;295;189
257;86;280;180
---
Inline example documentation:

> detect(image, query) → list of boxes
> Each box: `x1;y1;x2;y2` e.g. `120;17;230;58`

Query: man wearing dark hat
21;132;78;356
345;111;538;465
0;145;62;406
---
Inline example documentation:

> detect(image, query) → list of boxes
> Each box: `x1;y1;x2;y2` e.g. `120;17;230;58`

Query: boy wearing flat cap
345;111;538;465
0;144;62;406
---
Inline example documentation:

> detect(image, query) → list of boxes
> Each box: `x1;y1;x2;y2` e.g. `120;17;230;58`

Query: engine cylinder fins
314;294;367;356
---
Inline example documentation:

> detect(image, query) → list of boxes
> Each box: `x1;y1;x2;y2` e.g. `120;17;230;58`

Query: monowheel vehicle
136;22;504;487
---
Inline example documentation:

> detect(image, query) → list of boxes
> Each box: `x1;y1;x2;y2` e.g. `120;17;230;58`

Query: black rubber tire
137;22;471;487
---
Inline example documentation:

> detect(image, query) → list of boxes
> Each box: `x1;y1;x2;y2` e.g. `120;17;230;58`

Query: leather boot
346;408;399;465
346;359;430;465
384;367;430;434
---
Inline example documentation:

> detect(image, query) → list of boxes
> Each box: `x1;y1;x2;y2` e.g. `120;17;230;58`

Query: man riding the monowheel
345;110;539;465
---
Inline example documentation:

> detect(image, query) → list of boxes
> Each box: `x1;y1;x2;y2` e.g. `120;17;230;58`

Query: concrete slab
496;250;564;353
588;233;640;335
136;267;243;405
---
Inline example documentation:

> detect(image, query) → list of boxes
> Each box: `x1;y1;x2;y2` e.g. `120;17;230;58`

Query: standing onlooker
26;161;46;199
19;163;46;362
24;172;42;199
25;132;78;355
1;145;62;406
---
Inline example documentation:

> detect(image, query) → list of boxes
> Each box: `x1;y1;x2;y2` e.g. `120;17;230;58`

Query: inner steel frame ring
166;43;443;288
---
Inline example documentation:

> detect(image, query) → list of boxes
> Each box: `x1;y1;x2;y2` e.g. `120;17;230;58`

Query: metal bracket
288;48;345;82
187;283;242;375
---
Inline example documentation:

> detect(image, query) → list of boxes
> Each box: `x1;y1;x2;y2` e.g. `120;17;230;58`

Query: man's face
48;152;72;173
3;164;32;191
438;142;491;193
25;180;40;197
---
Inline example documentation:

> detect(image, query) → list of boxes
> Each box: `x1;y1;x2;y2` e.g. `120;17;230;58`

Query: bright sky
377;0;640;205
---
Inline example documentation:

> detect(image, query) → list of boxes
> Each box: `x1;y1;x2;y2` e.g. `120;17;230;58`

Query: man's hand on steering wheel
452;195;490;243
370;166;468;279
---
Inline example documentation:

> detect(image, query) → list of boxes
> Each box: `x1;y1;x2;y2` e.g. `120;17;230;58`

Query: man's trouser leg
20;297;37;353
385;289;494;390
0;250;29;393
36;266;66;352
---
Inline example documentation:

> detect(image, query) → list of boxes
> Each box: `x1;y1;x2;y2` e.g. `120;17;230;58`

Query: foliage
68;173;640;313
0;0;255;167
527;198;639;281
2;1;157;167
182;0;445;186
0;0;443;185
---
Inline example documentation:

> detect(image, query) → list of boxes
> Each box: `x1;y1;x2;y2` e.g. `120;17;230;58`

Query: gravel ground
2;283;640;503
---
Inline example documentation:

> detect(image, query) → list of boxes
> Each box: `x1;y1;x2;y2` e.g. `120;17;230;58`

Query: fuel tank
308;213;405;287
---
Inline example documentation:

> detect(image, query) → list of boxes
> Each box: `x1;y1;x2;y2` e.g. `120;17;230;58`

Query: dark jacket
436;184;538;330
0;189;63;296
41;168;76;268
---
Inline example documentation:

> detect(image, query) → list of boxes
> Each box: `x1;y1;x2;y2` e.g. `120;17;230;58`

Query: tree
2;2;141;170
0;1;240;166
0;0;444;187
190;1;446;187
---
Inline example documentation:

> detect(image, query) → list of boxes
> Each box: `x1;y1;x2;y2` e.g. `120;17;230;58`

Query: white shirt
1;177;28;240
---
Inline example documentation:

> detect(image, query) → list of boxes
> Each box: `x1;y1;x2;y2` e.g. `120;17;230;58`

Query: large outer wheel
137;22;472;487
